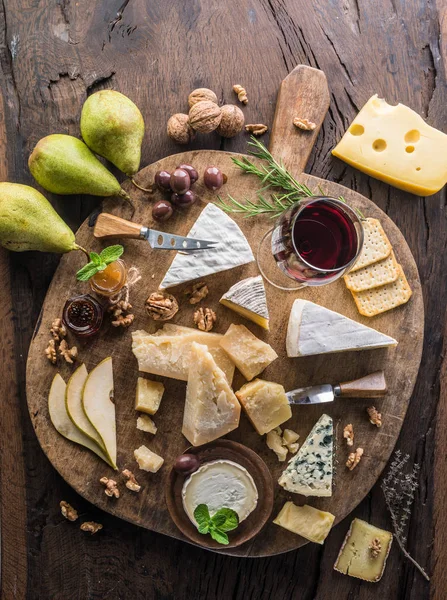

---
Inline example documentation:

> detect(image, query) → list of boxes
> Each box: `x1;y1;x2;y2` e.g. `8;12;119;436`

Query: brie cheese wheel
220;275;270;330
278;414;333;497
182;459;258;524
159;203;254;289
182;343;241;446
286;299;397;357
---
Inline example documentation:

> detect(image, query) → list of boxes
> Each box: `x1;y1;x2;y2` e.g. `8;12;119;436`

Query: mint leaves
193;504;239;545
76;245;124;282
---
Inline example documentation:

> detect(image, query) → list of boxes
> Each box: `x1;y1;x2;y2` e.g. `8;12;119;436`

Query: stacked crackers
344;218;412;317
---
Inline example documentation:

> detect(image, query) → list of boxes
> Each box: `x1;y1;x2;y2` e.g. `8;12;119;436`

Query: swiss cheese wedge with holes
344;251;400;292
350;218;392;272
332;94;447;196
351;266;412;317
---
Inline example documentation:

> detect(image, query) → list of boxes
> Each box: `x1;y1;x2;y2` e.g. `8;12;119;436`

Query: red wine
292;202;357;270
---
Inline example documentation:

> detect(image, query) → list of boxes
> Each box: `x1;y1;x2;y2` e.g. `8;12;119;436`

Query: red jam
62;294;103;337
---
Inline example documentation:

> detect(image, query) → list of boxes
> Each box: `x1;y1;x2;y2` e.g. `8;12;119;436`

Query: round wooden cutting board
26;66;424;557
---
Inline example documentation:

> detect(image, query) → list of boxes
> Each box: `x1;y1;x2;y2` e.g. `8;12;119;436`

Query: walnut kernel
145;291;179;321
194;307;216;331
59;339;78;364
367;406;382;427
50;318;67;342
108;300;135;328
188;101;222;133
188;88;218;107
122;469;141;492
346;447;364;471
60;501;78;522
184;281;209;304
233;84;248;104
100;476;120;498
167;113;195;145
45;339;57;364
343;423;354;447
80;521;103;534
369;538;382;558
245;123;268;136
293;117;316;131
216;104;245;138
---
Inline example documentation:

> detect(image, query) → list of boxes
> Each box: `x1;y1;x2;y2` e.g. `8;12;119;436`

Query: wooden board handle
269;65;330;176
94;213;144;240
337;371;388;398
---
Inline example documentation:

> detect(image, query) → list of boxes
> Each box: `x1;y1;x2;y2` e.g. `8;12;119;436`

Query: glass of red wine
257;197;364;291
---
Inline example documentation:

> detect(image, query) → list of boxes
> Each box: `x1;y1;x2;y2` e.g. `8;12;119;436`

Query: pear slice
82;357;117;469
66;364;106;453
48;373;113;467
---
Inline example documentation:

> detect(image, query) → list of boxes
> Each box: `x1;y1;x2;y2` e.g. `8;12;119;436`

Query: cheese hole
405;129;420;143
416;167;421;171
406;145;415;153
349;124;364;136
372;139;387;152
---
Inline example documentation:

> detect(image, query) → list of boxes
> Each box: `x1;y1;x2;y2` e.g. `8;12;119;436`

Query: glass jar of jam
63;294;104;337
90;259;127;298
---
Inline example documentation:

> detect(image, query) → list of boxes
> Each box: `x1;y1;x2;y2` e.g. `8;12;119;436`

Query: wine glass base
257;229;307;291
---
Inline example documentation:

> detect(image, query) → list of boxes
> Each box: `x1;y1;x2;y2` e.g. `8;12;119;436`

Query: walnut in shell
145;292;179;321
188;101;222;133
216;104;245;138
167;113;195;145
188;88;218;107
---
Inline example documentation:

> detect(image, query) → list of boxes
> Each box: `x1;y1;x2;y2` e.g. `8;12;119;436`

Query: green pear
80;90;144;177
0;182;78;253
28;134;130;200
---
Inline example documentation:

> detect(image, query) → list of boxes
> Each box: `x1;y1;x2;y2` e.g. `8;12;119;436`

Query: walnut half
100;477;120;498
184;281;209;304
146;292;179;321
245;123;268;136
367;406;382;427
122;469;141;492
60;500;78;522
343;424;354;447
80;521;103;535
194;307;216;331
369;538;382;558
293;117;316;131
346;447;364;471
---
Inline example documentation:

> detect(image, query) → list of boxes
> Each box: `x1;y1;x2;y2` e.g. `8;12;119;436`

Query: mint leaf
89;252;102;266
96;262;108;272
99;244;124;265
212;508;239;532
194;504;211;529
210;528;229;545
197;523;210;535
76;263;101;281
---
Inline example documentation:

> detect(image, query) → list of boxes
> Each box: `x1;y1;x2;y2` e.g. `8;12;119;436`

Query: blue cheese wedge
278;414;333;497
220;276;270;330
159;203;254;289
286;299;397;357
182;459;258;524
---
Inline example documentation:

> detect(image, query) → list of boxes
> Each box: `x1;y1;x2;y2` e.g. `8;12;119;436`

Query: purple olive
154;170;171;190
173;454;201;475
152;199;173;221
178;164;199;184
204;166;226;191
171;190;197;208
170;168;191;194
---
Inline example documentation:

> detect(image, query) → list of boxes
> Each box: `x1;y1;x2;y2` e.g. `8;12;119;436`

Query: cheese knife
286;371;387;405
93;213;218;252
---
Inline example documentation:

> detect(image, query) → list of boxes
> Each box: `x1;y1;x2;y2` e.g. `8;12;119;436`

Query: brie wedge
182;342;241;446
182;459;258;524
286;299;397;357
159;203;254;289
220;275;270;330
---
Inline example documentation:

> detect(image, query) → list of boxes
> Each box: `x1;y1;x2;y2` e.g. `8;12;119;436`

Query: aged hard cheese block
220;276;270;330
334;518;393;582
220;324;278;380
332;94;447;196
132;328;235;383
278;414;333;497
236;379;291;435
135;377;164;415
134;445;164;472
286;299;397;357
159;203;254;289
273;502;335;544
182;343;241;446
136;414;157;434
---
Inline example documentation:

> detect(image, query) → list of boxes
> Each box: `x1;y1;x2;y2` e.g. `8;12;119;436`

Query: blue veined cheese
278;414;333;497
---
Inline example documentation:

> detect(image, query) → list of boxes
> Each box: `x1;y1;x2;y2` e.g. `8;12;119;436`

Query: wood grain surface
0;0;445;598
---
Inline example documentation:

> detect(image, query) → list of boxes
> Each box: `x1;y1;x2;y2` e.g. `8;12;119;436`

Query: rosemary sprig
216;136;364;219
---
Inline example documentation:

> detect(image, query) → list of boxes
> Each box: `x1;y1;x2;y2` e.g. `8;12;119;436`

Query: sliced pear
82;357;117;469
66;364;106;452
48;373;113;467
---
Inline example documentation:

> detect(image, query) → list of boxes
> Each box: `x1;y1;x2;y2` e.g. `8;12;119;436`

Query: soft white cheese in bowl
182;459;259;525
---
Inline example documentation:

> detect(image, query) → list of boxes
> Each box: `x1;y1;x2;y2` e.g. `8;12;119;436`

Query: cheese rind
274;502;335;544
236;379;291;435
332;94;447;196
159;203;254;289
220;324;278;380
182;343;241;446
334;518;393;582
278;414;333;497
286;299;397;357
135;377;164;415
132;328;235;384
220;276;270;330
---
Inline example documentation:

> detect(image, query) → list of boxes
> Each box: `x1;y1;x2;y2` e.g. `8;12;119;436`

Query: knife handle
94;213;144;240
335;371;387;398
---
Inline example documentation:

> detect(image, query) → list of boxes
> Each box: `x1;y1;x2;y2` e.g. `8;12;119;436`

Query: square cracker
344;251;400;292
351;266;412;317
350;218;392;272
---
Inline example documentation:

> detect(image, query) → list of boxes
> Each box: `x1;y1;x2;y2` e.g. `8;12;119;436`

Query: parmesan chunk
220;324;277;380
134;445;164;473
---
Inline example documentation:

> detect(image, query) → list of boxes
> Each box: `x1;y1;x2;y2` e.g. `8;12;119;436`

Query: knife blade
286;371;387;405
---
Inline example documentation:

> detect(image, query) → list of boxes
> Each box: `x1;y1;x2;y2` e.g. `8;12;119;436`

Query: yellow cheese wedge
220;324;278;381
236;379;291;435
332;95;447;196
135;377;164;415
273;502;335;544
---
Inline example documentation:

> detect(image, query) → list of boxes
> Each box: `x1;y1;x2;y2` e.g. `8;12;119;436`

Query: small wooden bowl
165;439;274;550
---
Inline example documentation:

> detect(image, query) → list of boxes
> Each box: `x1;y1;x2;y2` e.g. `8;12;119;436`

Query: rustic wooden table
0;1;446;598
